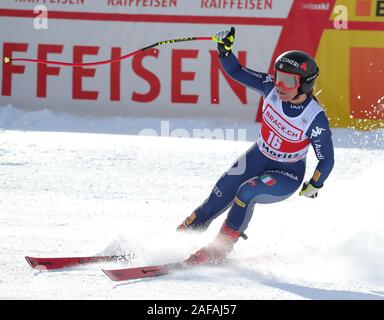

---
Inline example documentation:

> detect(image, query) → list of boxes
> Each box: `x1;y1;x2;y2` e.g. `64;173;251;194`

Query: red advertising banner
1;0;383;129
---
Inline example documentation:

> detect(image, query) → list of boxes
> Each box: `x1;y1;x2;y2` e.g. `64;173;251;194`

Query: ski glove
299;181;319;198
212;27;235;58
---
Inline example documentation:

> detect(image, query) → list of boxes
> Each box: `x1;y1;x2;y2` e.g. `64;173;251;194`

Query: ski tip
25;256;36;269
102;269;120;281
25;256;49;270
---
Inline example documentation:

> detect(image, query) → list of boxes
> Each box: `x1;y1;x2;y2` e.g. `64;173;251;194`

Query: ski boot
185;223;243;265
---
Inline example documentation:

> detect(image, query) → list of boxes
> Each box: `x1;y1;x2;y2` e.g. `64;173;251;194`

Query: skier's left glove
299;181;319;198
212;27;235;58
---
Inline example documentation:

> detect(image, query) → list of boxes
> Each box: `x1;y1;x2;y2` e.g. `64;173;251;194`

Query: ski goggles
274;70;301;90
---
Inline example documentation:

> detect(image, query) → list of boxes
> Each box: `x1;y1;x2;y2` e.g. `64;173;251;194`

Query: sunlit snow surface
1;106;383;299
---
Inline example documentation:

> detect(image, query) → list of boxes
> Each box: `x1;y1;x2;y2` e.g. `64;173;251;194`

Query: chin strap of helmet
295;72;316;99
293;91;303;100
292;84;305;100
292;92;305;101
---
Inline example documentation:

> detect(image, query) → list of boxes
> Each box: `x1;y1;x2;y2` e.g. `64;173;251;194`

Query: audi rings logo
213;185;223;197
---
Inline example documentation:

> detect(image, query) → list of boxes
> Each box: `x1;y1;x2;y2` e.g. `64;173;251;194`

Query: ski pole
1;36;214;67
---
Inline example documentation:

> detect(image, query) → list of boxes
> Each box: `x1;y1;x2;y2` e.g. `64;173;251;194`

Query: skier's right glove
212;27;235;58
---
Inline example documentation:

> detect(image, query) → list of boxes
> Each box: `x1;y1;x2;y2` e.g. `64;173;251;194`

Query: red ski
25;254;134;270
103;261;187;281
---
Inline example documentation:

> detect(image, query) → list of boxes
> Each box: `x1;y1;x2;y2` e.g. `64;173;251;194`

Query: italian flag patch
260;174;276;186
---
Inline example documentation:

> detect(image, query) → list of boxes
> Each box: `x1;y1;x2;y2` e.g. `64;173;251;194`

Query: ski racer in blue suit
178;27;335;266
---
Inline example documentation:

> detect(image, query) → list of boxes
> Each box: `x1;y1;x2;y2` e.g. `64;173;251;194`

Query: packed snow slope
1;105;383;300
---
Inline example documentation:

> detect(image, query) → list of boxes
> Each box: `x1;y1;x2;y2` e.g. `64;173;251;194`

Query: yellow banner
317;0;384;130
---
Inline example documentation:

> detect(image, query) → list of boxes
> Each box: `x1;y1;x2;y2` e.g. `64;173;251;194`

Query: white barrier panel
1;0;291;16
0;1;290;120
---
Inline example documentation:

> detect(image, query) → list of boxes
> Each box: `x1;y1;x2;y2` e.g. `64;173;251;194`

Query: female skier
178;27;335;265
